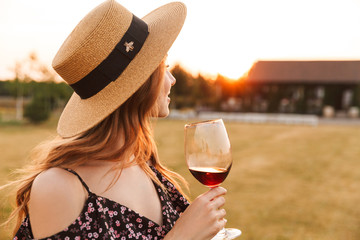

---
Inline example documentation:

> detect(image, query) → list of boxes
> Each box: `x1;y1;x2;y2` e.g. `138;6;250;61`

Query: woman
7;0;227;239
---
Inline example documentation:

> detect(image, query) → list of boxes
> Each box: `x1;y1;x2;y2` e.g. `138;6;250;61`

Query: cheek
156;81;167;104
164;74;172;93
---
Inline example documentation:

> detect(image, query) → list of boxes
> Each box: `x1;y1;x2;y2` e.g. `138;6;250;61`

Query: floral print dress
14;166;189;240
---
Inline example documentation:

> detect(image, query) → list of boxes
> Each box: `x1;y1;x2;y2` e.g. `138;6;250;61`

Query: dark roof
246;60;360;84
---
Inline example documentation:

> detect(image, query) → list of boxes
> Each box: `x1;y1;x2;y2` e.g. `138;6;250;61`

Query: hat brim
57;2;186;138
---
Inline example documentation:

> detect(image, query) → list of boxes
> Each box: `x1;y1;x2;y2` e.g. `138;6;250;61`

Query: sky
1;0;360;80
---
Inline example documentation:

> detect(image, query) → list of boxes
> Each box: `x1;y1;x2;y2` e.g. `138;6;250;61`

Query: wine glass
184;119;241;240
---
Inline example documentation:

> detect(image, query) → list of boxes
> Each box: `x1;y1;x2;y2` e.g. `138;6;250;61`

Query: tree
171;64;193;96
170;64;194;108
24;95;50;123
9;52;63;123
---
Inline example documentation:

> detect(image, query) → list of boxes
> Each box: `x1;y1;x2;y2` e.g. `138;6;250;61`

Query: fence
169;110;319;126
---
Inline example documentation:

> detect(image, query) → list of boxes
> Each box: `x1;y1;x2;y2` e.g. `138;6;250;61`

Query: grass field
1;117;360;239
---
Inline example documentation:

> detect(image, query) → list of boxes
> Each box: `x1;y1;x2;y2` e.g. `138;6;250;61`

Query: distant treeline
0;80;73;110
0;64;235;112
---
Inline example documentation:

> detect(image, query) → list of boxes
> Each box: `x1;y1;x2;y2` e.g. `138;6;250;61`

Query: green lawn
1;118;360;239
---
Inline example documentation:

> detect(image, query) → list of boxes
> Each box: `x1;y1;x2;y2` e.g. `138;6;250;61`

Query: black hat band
70;14;149;99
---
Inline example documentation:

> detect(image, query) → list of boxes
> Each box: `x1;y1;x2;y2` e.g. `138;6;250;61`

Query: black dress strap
64;168;91;194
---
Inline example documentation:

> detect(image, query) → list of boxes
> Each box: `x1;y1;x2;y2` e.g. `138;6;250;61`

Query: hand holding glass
184;119;241;239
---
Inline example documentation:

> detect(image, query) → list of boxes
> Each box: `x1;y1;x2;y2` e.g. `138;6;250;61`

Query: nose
167;70;176;86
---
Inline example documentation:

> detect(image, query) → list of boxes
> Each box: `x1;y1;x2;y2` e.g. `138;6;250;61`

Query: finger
215;218;227;232
211;196;226;209
221;218;227;227
217;208;226;219
220;218;227;228
204;187;227;201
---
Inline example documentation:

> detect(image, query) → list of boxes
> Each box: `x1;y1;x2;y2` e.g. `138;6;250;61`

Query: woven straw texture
53;0;186;137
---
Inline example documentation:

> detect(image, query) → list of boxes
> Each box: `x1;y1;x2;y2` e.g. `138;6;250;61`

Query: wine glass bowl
184;119;241;239
185;119;232;188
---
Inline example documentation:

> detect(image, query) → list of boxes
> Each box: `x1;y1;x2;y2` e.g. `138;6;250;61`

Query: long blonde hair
3;60;188;235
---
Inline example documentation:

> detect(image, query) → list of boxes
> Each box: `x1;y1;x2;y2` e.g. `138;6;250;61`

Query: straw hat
53;0;186;138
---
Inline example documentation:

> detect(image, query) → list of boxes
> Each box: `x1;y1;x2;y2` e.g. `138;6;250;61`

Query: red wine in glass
189;165;231;188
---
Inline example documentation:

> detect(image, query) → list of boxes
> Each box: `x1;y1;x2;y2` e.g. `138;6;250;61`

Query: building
242;60;360;115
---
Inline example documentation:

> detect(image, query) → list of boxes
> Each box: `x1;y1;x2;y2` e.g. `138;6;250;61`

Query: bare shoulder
30;168;86;203
29;167;88;239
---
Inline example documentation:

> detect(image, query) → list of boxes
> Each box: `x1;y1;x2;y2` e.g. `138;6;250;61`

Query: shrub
24;96;50;123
